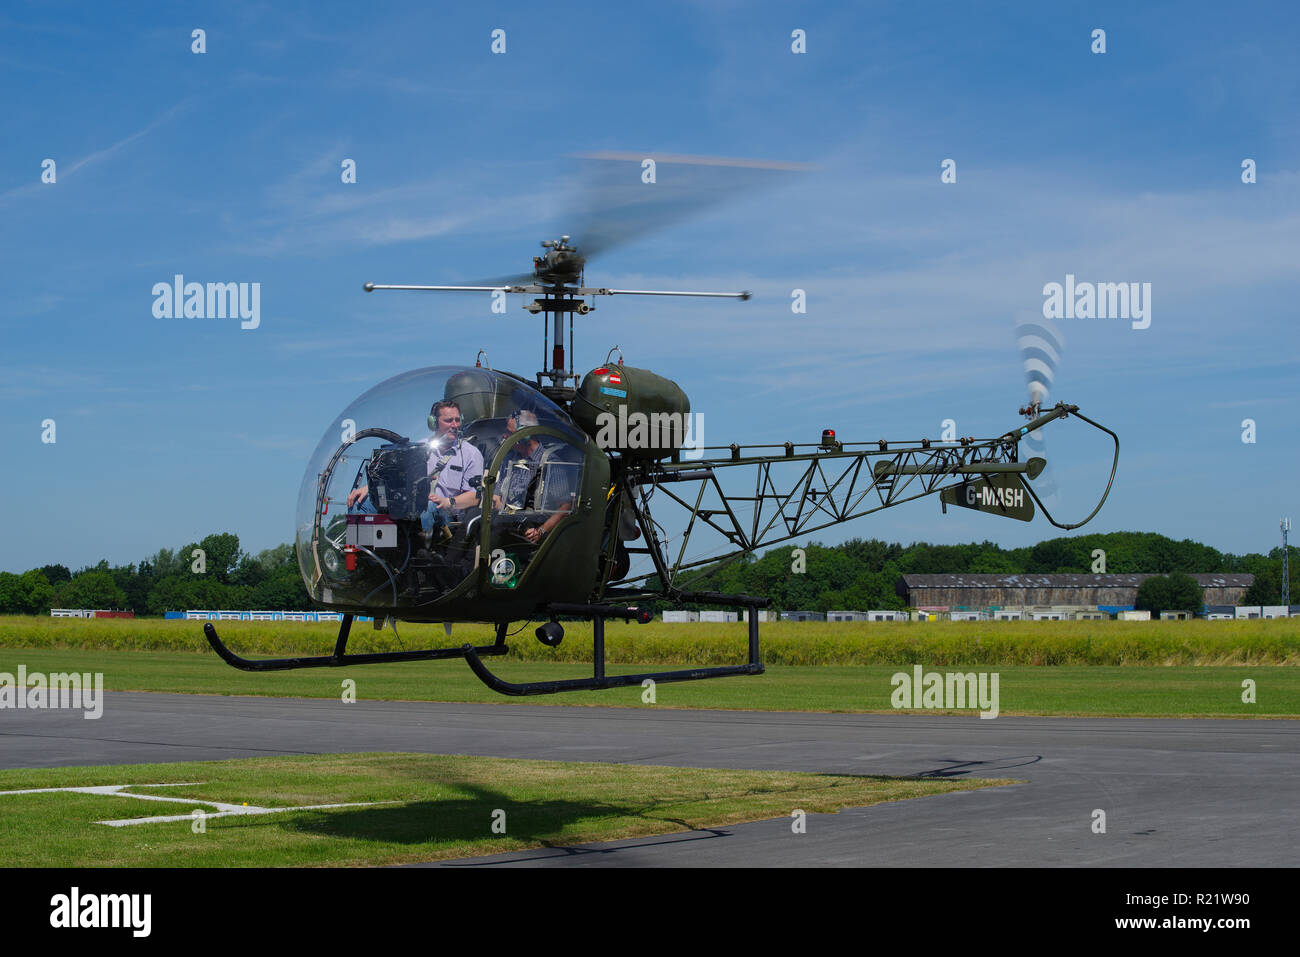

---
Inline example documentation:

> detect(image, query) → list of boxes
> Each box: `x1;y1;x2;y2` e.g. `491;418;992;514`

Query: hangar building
896;573;1255;610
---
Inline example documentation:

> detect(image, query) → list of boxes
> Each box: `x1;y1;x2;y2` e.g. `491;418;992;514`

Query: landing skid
202;616;509;671
463;602;765;696
202;601;766;696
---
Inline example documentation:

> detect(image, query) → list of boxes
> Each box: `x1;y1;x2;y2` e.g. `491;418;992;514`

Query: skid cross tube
459;599;766;696
203;615;510;672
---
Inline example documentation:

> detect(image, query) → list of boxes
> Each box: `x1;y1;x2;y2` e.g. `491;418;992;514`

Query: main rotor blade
363;283;539;293
460;271;536;288
577;287;751;299
565;151;810;261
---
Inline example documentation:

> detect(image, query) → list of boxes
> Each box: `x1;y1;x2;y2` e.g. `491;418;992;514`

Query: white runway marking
0;782;392;826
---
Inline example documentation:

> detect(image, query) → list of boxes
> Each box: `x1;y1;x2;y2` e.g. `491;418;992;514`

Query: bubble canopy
295;366;588;608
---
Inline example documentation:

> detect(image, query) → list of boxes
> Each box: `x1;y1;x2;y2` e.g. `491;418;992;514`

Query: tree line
0;529;1293;617
0;533;311;616
677;531;1295;613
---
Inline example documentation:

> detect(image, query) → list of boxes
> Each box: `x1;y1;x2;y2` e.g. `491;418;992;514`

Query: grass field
3;616;1295;716
0;753;999;866
3;615;1298;665
1;647;1293;716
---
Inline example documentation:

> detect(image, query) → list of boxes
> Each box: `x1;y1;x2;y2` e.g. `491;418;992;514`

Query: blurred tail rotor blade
1016;320;1064;409
1015;319;1064;500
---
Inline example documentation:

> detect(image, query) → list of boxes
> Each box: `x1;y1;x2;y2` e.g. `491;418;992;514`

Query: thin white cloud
0;100;192;207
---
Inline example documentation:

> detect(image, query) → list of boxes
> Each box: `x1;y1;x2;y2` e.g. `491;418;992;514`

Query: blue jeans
420;502;451;535
352;489;448;534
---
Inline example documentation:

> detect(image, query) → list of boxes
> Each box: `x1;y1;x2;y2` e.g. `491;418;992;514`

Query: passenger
493;411;543;513
526;450;578;543
492;410;576;544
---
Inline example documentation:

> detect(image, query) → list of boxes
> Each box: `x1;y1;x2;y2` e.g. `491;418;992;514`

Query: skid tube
203;614;510;672
205;596;767;696
461;596;767;696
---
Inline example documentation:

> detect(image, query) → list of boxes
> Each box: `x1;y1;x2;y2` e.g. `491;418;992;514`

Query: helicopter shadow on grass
434;825;735;865
278;779;733;854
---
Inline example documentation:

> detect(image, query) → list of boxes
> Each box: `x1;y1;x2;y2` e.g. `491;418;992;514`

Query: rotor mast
364;235;750;406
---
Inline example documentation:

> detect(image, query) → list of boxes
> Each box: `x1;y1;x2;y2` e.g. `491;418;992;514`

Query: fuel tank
573;363;691;459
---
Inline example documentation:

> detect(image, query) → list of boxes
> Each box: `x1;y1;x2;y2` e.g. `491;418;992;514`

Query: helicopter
203;161;1119;697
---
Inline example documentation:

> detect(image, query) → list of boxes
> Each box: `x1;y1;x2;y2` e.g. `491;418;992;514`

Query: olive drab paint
573;364;691;459
939;473;1035;522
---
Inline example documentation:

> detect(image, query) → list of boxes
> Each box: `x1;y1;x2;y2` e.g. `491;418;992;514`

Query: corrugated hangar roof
898;573;1255;589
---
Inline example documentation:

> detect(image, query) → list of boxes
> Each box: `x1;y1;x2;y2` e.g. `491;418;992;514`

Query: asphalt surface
2;692;1296;866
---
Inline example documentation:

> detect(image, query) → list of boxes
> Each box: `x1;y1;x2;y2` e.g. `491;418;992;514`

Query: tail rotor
1015;320;1064;501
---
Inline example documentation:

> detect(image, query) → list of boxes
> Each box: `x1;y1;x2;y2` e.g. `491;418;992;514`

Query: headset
428;399;462;434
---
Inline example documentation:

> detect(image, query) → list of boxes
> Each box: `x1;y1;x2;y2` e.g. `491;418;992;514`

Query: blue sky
2;0;1297;574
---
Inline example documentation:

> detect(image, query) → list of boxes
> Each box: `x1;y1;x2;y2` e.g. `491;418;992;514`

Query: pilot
347;400;484;538
421;399;484;518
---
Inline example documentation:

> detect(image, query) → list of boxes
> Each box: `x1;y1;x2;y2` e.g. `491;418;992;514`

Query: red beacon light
821;428;841;450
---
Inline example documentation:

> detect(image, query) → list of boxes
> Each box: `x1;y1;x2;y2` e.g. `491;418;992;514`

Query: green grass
3;614;1297;664
0;647;1293;717
0;753;997;866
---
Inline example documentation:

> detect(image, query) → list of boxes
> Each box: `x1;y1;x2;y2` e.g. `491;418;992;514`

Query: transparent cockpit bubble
295;366;584;608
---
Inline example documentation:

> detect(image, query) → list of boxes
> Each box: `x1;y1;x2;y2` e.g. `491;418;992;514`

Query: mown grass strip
0;753;998;866
0;647;1293;716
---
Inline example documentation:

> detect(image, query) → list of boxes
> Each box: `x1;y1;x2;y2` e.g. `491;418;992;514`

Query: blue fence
178;610;373;623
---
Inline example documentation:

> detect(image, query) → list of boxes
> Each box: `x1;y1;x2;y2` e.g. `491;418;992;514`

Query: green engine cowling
573;364;691;459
